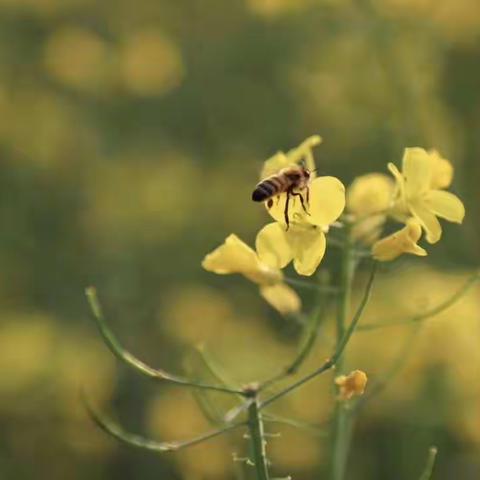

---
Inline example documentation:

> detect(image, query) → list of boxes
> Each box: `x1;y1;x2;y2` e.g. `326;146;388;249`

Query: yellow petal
308;176;346;227
287;226;326;276
429;150;453;189
259;283;301;315
259;135;322;180
265;191;307;227
286;135;322;174
260;152;291;180
424;190;465;224
372;218;427;261
347;173;394;217
256;222;293;269
409;201;442;244
202;234;281;284
202;234;259;274
402;147;432;196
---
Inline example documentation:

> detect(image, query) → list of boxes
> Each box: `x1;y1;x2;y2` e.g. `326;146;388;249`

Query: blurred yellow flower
202;234;301;314
335;369;368;401
347;173;395;244
388;148;465;244
372;218;427;261
347;173;394;217
258;176;345;276
43;27;111;93
120;30;184;96
260;135;321;179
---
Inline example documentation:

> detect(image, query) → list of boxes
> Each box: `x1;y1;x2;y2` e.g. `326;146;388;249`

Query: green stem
331;225;356;480
248;397;270;480
85;287;245;396
419;447;438;480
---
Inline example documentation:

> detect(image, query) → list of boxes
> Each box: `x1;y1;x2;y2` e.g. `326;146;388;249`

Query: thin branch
418;447;438;480
262;413;328;437
283;277;338;293
259;263;377;410
358;271;480;331
83;391;245;452
85;287;245;396
353;324;422;414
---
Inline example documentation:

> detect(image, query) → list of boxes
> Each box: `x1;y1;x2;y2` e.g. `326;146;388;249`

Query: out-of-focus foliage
0;0;479;478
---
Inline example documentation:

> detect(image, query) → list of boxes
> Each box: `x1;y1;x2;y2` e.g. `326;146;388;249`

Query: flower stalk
247;392;270;480
332;223;356;480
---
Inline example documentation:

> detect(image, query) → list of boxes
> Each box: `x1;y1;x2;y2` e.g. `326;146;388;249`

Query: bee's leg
284;192;291;230
292;191;310;215
306;186;310;206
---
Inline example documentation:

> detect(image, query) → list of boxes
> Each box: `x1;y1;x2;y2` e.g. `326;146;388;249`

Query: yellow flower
372;218;427;261
388;148;465;244
335;370;368;401
260;135;321;180
257;176;345;276
346;173;395;244
347;173;394;218
202;234;301;314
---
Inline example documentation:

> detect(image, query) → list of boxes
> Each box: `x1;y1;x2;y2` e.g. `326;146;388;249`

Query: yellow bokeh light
44;27;112;92
120;30;184;96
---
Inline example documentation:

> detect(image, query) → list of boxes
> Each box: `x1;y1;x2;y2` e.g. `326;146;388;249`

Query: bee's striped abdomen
252;176;288;202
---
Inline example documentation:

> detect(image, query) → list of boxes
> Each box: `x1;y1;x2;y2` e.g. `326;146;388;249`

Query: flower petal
429;150;453;189
265;191;307;227
259;283;301;314
287;227;326;276
308;176;346;227
260;152;291;180
202;234;259;274
372;219;427;261
424;190;465;224
409;201;442;244
256;222;293;269
402;147;432;196
286;135;322;175
347;173;394;217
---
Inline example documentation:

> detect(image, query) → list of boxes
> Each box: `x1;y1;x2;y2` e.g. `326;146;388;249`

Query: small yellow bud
334;370;368;401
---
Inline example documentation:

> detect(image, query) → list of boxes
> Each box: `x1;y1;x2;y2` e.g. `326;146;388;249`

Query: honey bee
252;165;311;229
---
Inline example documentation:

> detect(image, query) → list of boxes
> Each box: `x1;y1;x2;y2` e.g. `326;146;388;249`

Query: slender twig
418;447;438;480
259;263;377;410
358;271;480;331
262;413;328;437
247;397;270;480
83;391;245;452
353;324;422;414
258;293;331;392
193;345;245;400
85;287;245;396
283;277;338;293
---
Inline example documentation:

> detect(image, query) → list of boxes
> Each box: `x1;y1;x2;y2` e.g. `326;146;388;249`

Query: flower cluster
202;137;465;312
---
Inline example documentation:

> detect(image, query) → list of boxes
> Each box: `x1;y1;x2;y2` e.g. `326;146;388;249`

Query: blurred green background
1;0;480;478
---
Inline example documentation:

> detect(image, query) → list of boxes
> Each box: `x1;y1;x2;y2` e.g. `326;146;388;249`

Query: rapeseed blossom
258;135;345;276
258;175;345;276
346;173;394;244
388;148;465;244
202;234;301;314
